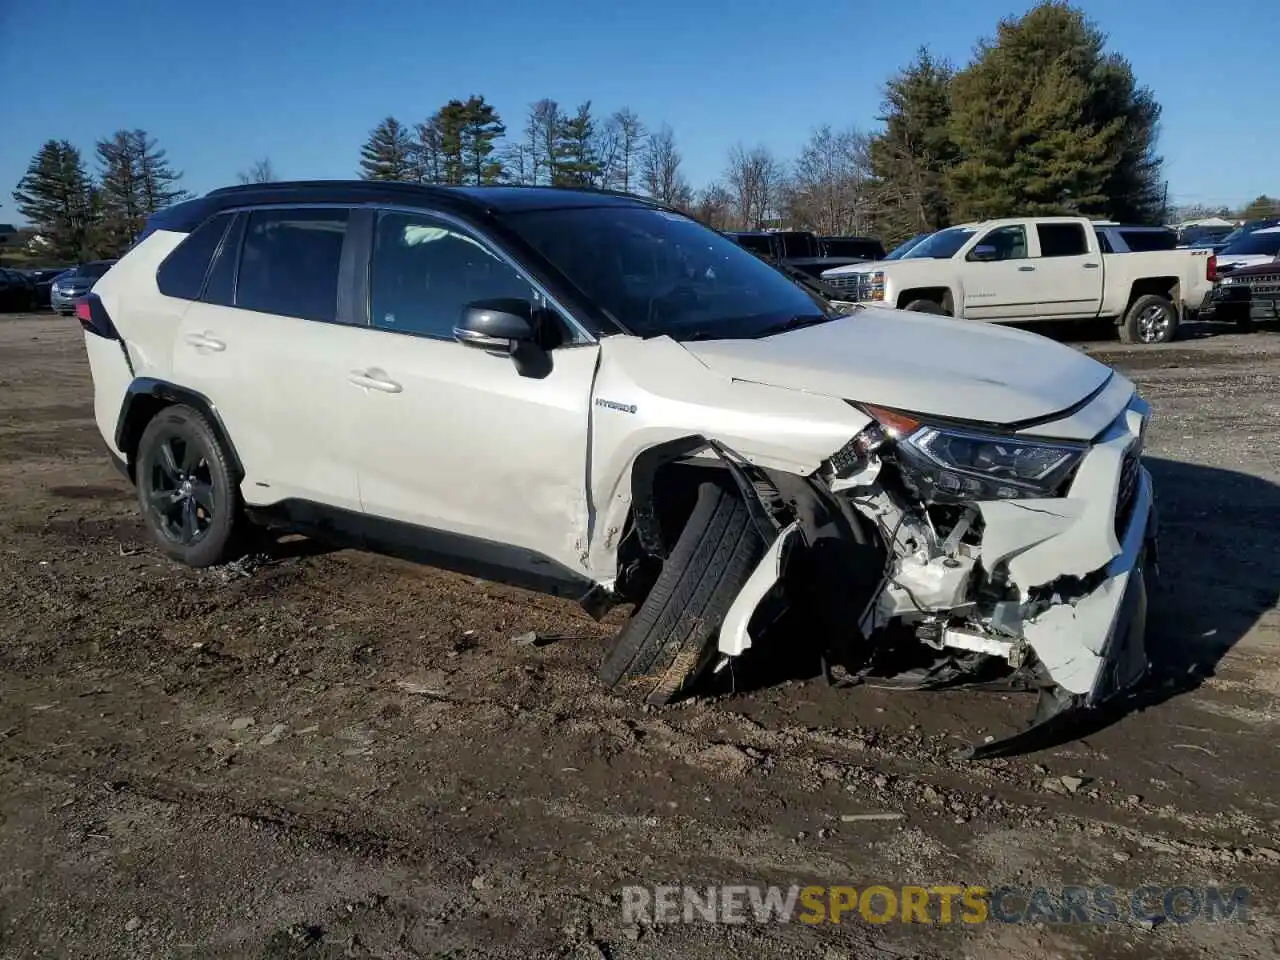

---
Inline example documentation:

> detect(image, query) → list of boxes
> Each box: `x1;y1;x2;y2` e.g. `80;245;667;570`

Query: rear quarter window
157;213;234;300
1118;229;1177;252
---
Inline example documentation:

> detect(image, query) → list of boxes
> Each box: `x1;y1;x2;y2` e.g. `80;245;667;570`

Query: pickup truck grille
823;273;871;299
1114;447;1140;539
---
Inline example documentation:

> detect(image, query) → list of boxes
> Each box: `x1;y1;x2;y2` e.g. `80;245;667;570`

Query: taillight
1206;254;1217;283
76;293;119;340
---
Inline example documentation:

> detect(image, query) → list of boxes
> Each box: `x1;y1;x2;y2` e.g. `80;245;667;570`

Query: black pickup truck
726;230;882;279
1203;259;1280;330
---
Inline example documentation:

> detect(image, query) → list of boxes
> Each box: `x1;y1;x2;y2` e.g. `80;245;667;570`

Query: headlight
858;404;1084;500
867;271;885;301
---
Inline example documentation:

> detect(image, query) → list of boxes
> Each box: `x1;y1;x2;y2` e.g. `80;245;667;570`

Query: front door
347;208;599;587
960;223;1043;320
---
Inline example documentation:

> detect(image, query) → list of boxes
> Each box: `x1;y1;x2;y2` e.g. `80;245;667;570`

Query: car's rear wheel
599;482;765;705
135;404;243;567
1120;294;1178;344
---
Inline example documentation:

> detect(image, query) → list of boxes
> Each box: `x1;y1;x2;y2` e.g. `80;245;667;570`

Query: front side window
369;211;539;340
506;206;837;341
969;225;1027;261
1036;223;1088;258
235;208;350;322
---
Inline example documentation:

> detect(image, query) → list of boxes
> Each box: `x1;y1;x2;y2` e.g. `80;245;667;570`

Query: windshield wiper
754;314;834;338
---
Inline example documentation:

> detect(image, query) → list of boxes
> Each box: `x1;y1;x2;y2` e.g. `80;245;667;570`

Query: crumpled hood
680;306;1114;427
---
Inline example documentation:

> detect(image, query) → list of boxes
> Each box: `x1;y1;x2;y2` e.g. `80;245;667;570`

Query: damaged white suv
80;182;1156;755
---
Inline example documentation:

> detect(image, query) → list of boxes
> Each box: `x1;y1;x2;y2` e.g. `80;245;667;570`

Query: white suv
81;181;1157;755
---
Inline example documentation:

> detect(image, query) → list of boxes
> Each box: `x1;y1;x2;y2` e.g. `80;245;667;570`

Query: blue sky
2;0;1275;223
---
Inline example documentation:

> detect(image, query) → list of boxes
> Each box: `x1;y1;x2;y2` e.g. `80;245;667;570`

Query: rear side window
1037;223;1088;257
1119;229;1177;252
734;234;774;257
235;208;350;322
1094;230;1114;253
156;213;233;300
778;233;819;258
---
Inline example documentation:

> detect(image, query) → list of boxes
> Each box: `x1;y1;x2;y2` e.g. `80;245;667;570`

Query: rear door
1030;221;1105;318
171;206;367;512
959;223;1041;319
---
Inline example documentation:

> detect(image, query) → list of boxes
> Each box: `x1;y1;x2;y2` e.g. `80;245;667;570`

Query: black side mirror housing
454;299;537;353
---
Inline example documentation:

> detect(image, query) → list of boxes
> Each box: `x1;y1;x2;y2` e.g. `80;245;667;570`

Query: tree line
13;3;1273;261
11;132;187;262
355;3;1169;242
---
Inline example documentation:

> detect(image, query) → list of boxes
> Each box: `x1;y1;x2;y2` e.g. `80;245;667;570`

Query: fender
114;377;245;480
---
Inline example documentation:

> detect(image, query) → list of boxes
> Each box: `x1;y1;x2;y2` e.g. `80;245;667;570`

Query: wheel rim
1136;304;1170;343
143;433;215;545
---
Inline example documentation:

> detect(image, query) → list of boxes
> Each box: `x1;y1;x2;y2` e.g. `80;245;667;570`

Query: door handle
1082;262;1100;269
1017;266;1035;272
348;369;402;394
184;332;225;352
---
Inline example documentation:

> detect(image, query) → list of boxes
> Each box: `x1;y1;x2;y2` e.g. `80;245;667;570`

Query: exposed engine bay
714;394;1157;758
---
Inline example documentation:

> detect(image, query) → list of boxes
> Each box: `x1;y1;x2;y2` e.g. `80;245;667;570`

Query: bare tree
641;124;691;206
786;125;874;234
725;144;785;229
524;99;563;186
691;182;735;231
606;108;646;193
237;157;277;185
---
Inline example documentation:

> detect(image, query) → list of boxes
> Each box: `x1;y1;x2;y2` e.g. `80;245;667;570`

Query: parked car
50;260;117;314
1213;225;1280;274
24;267;70;308
0;268;39;311
81;180;1157;755
725;230;870;279
1202;259;1280;329
1093;223;1178;253
820;216;1216;344
818;236;886;261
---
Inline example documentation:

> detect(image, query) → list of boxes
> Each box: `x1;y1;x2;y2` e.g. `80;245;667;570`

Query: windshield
884;233;930;260
506;206;838;341
1220;231;1280;257
901;227;975;259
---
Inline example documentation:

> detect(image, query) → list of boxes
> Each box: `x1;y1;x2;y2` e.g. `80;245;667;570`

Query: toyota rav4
80;181;1157;755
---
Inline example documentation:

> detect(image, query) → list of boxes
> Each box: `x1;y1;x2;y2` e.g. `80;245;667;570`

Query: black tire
903;298;950;316
1119;294;1178;344
134;404;243;567
599;482;765;705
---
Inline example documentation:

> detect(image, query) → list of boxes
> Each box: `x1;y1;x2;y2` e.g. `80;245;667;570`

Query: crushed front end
813;384;1156;755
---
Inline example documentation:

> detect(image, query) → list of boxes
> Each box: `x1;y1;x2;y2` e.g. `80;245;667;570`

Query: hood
680;306;1113;429
821;258;939;280
1218;254;1277;273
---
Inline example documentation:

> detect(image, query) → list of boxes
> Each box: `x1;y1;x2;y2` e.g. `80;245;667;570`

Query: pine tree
867;47;957;241
554;101;600;187
1240;195;1278;221
11;140;96;261
433;101;469;184
947;2;1162;221
359;117;415;181
95;130;189;255
460;95;505;185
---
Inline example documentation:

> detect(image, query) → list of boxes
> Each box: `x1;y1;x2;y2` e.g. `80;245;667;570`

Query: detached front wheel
599;482;765;705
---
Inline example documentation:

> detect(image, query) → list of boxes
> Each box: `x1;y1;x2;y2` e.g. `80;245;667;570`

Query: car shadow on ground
1013;316;1278;345
704;455;1280;756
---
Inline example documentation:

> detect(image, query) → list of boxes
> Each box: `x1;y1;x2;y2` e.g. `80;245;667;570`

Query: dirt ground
1;313;1278;960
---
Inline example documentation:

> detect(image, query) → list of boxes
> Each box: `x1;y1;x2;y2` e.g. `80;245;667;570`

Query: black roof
147;180;666;235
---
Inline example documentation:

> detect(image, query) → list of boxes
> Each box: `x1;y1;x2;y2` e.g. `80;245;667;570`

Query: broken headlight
860;404;1084;501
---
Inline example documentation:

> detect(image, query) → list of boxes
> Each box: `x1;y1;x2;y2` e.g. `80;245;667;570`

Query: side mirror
454;299;537;353
969;244;999;262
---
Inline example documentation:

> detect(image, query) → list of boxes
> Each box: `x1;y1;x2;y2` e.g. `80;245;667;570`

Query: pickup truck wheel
1120;294;1178;344
599;482;765;705
904;298;950;316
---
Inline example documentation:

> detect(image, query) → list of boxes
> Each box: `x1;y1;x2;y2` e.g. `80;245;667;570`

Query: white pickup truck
821;216;1217;344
